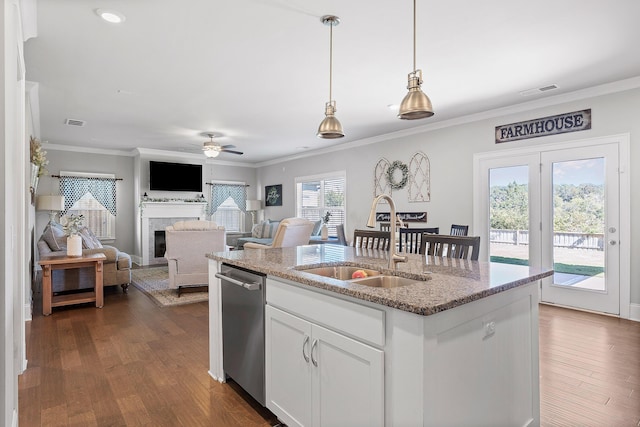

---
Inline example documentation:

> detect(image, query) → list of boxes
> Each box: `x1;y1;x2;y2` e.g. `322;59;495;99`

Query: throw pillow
252;220;271;238
42;223;67;251
79;227;102;249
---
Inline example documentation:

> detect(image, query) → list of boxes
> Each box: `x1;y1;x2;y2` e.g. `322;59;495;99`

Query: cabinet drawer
267;278;385;347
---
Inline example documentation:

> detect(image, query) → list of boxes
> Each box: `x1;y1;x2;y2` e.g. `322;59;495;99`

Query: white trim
25;81;39;138
294;170;347;184
629;304;640;322
473;134;631;319
39;77;640;167
23;303;31;322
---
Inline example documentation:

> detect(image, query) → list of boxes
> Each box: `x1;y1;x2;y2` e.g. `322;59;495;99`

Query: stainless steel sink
299;266;382;280
351;275;423;288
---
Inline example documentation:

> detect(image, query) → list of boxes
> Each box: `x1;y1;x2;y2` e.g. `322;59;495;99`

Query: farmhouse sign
495;109;591;143
375;212;427;223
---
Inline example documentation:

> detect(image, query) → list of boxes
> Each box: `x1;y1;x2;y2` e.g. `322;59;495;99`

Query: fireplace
139;201;208;265
154;230;166;258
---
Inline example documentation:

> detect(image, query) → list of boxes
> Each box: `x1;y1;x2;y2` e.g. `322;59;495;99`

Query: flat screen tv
149;161;202;192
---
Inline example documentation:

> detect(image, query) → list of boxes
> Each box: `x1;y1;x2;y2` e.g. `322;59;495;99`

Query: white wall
257;87;640;305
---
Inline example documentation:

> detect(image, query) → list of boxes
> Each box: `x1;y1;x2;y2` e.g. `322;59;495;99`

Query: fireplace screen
154;230;166;258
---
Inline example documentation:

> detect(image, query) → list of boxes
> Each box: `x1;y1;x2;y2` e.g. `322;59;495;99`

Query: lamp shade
246;200;261;211
36;195;65;212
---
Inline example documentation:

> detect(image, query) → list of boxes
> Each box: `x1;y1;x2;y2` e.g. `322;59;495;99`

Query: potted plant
29;136;48;194
321;211;331;240
63;214;85;257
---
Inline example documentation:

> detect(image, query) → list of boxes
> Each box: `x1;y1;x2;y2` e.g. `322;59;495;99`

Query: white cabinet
266;305;384;427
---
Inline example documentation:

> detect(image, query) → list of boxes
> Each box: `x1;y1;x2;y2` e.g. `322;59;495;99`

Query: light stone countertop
207;244;553;316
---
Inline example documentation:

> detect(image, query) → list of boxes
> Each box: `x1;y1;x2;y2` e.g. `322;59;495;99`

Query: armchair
243;217;314;249
165;220;226;296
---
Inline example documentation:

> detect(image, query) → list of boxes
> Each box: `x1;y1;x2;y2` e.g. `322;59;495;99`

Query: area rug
131;266;208;307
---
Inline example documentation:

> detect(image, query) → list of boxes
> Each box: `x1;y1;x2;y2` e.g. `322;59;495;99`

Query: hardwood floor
20;281;277;426
539;304;640;427
20;279;640;426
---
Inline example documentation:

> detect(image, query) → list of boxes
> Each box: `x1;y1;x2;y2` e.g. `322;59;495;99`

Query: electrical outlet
484;321;496;338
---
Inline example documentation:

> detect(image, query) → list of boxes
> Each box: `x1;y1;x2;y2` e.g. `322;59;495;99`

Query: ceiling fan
202;133;243;157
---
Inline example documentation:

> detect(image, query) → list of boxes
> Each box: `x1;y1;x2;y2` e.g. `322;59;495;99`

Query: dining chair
450;224;469;236
419;234;481;260
353;229;391;250
398;227;440;254
379;222;391;232
335;224;348;246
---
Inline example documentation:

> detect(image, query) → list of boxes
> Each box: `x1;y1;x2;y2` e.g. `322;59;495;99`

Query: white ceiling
24;0;640;164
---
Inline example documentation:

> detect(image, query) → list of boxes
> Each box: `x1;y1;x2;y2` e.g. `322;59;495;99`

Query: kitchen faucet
366;194;408;270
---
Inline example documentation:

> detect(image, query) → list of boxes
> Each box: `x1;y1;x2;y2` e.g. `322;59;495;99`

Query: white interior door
540;144;620;314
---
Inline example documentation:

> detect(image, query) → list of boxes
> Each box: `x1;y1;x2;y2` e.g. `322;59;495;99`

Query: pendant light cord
329;21;333;102
412;0;416;72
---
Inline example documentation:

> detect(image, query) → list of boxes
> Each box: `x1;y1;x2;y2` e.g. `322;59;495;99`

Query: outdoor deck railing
490;229;604;250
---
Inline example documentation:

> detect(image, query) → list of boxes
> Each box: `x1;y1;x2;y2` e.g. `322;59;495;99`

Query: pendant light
398;0;434;120
317;15;344;139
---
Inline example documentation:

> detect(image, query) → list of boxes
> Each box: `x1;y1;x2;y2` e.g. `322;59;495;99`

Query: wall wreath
386;160;409;189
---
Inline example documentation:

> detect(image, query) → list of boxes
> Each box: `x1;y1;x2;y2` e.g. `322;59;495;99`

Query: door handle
311;339;318;367
302;335;310;363
609;240;617;246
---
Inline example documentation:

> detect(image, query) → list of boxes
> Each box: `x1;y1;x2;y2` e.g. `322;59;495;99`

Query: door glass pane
551;158;605;291
489;166;529;266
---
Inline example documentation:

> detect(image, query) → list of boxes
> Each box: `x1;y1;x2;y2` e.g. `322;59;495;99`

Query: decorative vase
321;224;329;240
67;235;82;257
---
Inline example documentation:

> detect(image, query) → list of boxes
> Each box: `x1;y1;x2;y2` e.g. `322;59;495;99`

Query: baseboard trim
629;303;640;322
24;302;32;322
131;255;142;266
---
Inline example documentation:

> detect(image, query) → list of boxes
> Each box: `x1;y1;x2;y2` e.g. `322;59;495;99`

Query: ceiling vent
65;118;86;127
519;84;558;97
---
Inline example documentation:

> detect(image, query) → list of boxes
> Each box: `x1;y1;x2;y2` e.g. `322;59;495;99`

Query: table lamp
36;195;65;223
246;200;261;225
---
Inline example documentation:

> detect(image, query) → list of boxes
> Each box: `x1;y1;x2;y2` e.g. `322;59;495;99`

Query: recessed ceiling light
95;9;126;24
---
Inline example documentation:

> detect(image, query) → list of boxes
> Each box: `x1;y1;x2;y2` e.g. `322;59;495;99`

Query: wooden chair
335;224;348;246
353;229;391;250
450;224;469;236
419;234;480;260
398;227;440;254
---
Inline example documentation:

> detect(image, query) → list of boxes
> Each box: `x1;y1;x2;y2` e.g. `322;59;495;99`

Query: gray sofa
236;219;324;249
37;222;132;292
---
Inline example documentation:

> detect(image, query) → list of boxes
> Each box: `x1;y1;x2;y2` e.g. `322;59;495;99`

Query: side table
38;253;106;316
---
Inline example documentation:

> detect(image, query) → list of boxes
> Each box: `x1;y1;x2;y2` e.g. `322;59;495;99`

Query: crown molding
256;76;640;167
45;76;640;168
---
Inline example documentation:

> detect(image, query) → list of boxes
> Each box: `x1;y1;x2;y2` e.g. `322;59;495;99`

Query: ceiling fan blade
222;149;243;155
220;144;236;149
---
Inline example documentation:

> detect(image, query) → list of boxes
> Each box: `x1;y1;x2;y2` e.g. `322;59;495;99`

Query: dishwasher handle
215;272;262;291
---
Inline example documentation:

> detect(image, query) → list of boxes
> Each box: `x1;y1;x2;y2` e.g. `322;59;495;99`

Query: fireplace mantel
140;201;208;265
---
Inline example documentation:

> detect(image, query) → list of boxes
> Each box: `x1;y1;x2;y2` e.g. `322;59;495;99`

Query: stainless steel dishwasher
215;263;267;406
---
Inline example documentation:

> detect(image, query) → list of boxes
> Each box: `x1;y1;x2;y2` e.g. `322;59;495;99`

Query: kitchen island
207;244;552;427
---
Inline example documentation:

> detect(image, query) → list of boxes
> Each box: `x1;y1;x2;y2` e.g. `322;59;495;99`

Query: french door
475;137;626;315
540;144;620;314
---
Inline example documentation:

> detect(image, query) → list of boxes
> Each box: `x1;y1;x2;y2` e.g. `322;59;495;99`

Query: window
59;171;117;240
210;182;247;232
295;172;346;237
212;197;243;232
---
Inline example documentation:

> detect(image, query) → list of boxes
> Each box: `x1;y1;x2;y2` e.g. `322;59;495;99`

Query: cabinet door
311;324;384;427
265;306;312;427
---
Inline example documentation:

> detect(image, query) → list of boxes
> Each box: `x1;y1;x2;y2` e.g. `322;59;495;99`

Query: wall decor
265;184;283;206
495;109;591;143
376;212;427;222
386;160;409;190
408;151;430;202
373;158;391;199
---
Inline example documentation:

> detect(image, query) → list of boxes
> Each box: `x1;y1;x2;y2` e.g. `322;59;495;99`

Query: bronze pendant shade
398;0;434;120
317;15;344;139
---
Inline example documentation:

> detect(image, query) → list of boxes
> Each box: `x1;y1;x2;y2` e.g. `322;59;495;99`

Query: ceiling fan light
398;70;433;120
204;149;220;158
317;101;344;139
